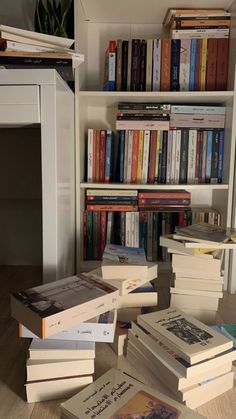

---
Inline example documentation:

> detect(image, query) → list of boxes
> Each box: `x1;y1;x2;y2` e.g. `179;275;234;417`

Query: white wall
0;0;36;30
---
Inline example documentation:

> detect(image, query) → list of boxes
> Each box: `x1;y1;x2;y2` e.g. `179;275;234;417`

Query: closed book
171;105;225;115
11;274;119;339
217;130;224;183
216;38;229;90
131;39;141;91
170;287;223;299
28;339;95;360
170;114;225;129
171;29;229;39
179;39;190;91
189;39;196;91
148;130;157;183
170;39;180;91
172;253;221;274
87;190;137;197
116;39;122;91
194;39;201;91
174;278;223;292
87;205;137;211
141;130;150;184
116;120;169;130
187;129;197;183
139;199;190;206
170;294;220;311
161;130;168;183
211;131;219;183
152;39;161;91
137;130;144;183
87;129;93;182
61;368;205;419
206;130;213;183
160;39;171;91
199;39;207;91
206;38;217;91
118;292;158;308
139;190;190;200
104;130;113;182
145;39;153;91
99;130;106;181
131;130;139;183
103;40;116;91
121;40;128;91
179;129;188;183
26;358;94;381
118;103;171;111
139;39;146;91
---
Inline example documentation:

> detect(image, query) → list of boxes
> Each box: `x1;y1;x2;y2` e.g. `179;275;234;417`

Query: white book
87;190;137;197
146;39;153;91
26;358;94;381
170;130;177;184
152;39;161;91
28;339;95;360
126;130;133;183
179;40;191;91
118;292;157;309
125;212;132;247
134;211;139;247
174;270;223;280
171;106;226;115
26;375;93;403
174;279;223;292
170;287;223;299
102;244;148;279
174;130;181;184
3;40;72;53
106;212;113;244
187;130;197;183
171;293;220;311
172;253;221;274
20;310;117;343
130;211;136;247
166;130;173;184
141;130;150;183
180;308;217;325
87;129;93;182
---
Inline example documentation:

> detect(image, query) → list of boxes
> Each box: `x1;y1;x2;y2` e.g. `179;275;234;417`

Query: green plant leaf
61;0;72;33
35;0;47;33
46;0;61;34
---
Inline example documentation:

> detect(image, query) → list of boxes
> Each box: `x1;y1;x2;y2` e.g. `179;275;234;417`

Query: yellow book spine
155;131;161;183
137;130;144;183
200;39;207;91
195;248;218;255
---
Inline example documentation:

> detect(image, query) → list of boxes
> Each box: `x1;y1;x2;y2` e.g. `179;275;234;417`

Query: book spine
83;211;87;260
206;130;213;183
95;130;100;182
139;211;147;254
217;130;224;183
127;40;132;91
87;205;137;211
121;40;128;91
125;212;132;246
116;120;170;130
139;198;190;205
194;39;201;91
152;212;158;261
104;130;113;182
211;130;219;184
87;129;93;182
99;130;106;182
174;130;181;183
154;131;161;183
206;38;217;91
93;211;100;260
187;129;197;183
148;130;157;183
137;130;144;183
141;130;150;183
152;39;161;91
216;38;229;90
134;212;140;247
166;130;173;184
160;38;171;91
195;130;201;183
170;39;180;91
179;129;188;183
87;195;137;202
146;39;153;91
104;40;116;91
131;39;141;91
139;40;147;91
161;130;168;183
87;211;93;260
171;105;225;115
120;211;126;246
131;130;139;183
139;191;190;199
118;130;125;183
200;39;207;91
147;212;153;261
171;29;229;39
126;130;133;183
201;131;207;183
170;130;176;184
123;130;129;182
189;39;196;91
106;212;113;244
179;39;191;91
157;134;163;184
92;129;97;182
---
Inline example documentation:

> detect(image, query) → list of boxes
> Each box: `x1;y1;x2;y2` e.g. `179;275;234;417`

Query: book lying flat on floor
61;368;206;419
137;308;233;365
11;274;119;339
102;244;148;280
26;358;94;381
19;309;117;343
28;339;95;360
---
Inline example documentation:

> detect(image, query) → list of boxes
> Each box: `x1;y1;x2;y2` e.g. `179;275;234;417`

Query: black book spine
170;39;180;91
211;130;219;183
179;129;189;183
161;130;168;183
118;102;171;111
0;56;72;66
131;39;141;91
139;40;147;91
121;40;128;91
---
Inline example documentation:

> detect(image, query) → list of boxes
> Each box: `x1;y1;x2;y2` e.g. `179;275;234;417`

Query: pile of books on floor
0;24;83;83
103;8;230;92
126;308;236;409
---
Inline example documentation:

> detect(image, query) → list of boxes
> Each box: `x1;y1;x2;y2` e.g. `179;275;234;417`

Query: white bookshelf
75;0;236;292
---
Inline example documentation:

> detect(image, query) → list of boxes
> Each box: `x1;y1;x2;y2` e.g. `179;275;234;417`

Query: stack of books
61;367;206;418
0;24;83;83
126;308;236;408
11;273;119;402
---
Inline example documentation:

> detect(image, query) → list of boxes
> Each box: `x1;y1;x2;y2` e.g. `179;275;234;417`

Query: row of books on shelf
83;206;221;262
87;127;224;185
104;37;229;92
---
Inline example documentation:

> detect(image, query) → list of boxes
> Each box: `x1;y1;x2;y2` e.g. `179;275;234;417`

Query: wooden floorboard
0;266;235;419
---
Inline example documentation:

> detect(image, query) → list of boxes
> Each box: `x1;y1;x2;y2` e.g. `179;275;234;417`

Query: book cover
11;274;119;339
102;244;147;270
175;223;231;244
61;368;205;419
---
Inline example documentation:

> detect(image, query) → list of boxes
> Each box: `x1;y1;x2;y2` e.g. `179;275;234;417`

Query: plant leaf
35;0;47;33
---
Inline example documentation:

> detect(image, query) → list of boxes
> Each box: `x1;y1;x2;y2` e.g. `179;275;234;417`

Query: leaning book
11;274;119;339
61;368;205;419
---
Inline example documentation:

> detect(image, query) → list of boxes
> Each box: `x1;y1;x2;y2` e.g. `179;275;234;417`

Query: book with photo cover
137;308;233;365
11;274;119;339
19;309;117;343
61;368;206;419
102;244;148;280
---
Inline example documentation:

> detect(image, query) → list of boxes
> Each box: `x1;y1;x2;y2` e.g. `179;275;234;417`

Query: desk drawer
0;85;40;124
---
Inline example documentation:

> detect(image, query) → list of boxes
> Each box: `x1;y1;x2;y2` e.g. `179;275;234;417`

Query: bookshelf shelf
80;183;229;191
78;91;235;107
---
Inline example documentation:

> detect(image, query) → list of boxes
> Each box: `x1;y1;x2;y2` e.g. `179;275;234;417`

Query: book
26;375;93;403
109;322;128;356
174;223;234;245
11;274;119;339
19;310;117;342
102;244;148;280
26;358;94;381
137;308;233;364
28;339;95;360
160;235;217;256
172;253;221;274
118;292;158;309
61;368;206;419
170;293;220;311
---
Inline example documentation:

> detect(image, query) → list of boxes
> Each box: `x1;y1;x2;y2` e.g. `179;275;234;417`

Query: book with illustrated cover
11;274;119;339
174;223;236;246
137;308;233;365
102;244;148;280
61;368;206;419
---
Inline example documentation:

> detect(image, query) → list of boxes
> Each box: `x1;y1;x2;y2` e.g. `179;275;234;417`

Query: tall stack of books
0;24;83;83
126;308;236;408
11;273;119;402
103;7;230;93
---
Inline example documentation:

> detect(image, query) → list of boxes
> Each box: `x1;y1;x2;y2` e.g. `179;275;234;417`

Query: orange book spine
86;205;137;211
160;39;171;91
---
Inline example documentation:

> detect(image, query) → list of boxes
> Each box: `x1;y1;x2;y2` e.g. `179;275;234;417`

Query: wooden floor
0;266;236;419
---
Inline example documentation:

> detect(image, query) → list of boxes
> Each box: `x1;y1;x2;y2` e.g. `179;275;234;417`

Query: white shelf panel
79;91;234;106
80;0;233;24
81;183;229;190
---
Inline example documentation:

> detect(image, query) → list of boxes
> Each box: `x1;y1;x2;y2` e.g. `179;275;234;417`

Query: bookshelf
74;0;236;292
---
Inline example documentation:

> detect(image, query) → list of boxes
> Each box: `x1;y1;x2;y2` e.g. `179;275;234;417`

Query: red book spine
206;39;217;91
178;211;188;227
194;39;201;91
138;192;190;199
83;211;87;260
148;131;157;183
99;130;106;181
87;205;137;211
138;198;190;205
92;129;97;182
100;211;107;258
160;39;171;91
216;38;229;90
131;130;139;183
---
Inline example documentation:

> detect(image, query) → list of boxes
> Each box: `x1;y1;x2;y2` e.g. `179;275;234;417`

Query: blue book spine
218;130;224;183
119;130;125;182
105;130;113;181
170;39;180;91
189;39;196;91
206;130;213;183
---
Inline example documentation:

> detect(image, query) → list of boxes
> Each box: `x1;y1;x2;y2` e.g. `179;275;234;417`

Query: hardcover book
61;368;205;419
11;274;119;339
137;308;233;364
